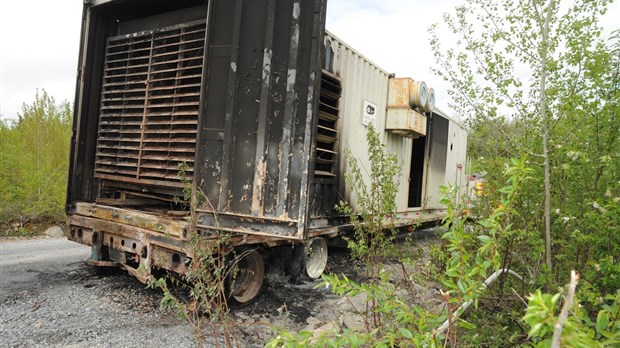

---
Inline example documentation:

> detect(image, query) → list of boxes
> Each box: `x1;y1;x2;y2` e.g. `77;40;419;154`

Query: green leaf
445;269;459;278
477;235;492;243
399;327;414;339
528;322;544;337
551;293;561;306
596;310;610;333
457;280;467;294
459;319;476;330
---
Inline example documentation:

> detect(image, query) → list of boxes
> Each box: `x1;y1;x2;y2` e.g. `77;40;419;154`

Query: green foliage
430;0;619;344
148;164;239;347
337;124;401;264
441;157;532;304
148;233;240;347
524;288;620;347
268;272;442;348
0;90;72;226
268;125;444;347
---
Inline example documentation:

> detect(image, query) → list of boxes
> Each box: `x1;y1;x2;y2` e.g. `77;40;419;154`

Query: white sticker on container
362;100;377;127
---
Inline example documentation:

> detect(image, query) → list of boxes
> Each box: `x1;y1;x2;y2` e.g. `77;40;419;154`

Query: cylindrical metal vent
409;80;427;109
425;88;436;113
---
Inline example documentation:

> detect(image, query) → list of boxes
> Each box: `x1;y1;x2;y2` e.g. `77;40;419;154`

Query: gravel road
0;237;345;348
0;237;195;347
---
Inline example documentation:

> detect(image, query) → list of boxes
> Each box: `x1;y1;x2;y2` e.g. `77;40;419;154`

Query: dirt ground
0;232;443;347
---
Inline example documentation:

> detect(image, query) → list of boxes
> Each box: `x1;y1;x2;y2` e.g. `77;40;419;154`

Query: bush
0;90;72;227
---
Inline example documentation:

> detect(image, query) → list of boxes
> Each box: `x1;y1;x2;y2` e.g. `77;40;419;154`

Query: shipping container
323;32;468;221
66;0;467;303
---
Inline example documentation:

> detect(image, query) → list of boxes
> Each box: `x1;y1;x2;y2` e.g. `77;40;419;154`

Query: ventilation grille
314;71;341;177
94;20;206;190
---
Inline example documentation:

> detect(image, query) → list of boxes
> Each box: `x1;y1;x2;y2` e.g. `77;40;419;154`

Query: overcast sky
0;0;618;121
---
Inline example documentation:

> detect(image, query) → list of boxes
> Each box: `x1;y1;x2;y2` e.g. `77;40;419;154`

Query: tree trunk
542;127;552;270
540;0;555;271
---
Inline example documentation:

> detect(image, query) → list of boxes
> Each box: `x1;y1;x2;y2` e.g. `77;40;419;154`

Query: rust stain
251;157;267;215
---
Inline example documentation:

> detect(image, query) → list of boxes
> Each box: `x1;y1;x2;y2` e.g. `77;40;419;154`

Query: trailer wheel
229;250;264;304
304;237;328;278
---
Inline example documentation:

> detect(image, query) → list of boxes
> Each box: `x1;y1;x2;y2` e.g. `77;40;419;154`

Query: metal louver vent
314;71;341;177
94;20;206;191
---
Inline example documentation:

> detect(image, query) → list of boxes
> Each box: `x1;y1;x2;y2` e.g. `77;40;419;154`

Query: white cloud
0;0;81;120
0;0;618;121
326;0;463;116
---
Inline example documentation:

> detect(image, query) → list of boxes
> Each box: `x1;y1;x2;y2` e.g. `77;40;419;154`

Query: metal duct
424;88;435;113
409;80;427;109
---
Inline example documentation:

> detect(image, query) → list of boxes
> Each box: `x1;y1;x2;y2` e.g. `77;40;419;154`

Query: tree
0;90;72;225
429;0;615;272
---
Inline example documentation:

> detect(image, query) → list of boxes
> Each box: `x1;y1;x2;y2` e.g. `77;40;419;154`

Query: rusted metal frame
69;214;188;254
166;26;188;179
95;173;185;188
96;37;131;185
195;208;301;223
191;0;213;210
422;114;434;209
197;224;301;240
99;35;144;181
95;198;163;206
196;213;301;240
81;10;112;204
75;202;189;238
297;0;328;240
106;19;208;43
250;0;276;218
102;179;182;200
275;1;303;219
135;34;155;181
150;245;190;274
217;0;244;212
87;259;151;283
215;231;298;248
308;226;342;239
111;190;175;203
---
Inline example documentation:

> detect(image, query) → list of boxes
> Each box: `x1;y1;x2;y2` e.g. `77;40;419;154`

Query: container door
424;113;449;209
194;0;327;240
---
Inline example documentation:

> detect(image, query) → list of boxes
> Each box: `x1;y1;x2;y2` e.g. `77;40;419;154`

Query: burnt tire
228;249;265;305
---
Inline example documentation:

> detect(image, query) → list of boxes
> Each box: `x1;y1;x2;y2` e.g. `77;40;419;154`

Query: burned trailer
66;0;467;303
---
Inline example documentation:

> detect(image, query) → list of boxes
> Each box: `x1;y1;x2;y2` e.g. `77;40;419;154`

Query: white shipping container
323;32;468;223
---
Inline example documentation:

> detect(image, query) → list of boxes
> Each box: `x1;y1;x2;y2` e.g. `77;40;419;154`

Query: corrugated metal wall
326;32;420;213
325;32;467;214
324;33;394;210
194;0;327;240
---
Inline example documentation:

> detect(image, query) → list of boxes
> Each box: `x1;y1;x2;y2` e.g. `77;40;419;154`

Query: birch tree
429;0;614;271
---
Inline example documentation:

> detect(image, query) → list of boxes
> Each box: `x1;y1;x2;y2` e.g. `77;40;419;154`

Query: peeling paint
251;157;267;215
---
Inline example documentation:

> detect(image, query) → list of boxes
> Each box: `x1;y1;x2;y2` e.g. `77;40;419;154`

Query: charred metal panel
310;71;342;219
195;0;327;240
94;20;206;190
67;0;208;211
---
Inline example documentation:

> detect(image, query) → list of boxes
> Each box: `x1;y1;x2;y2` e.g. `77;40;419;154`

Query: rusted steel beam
75;203;189;239
87;259;151;283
